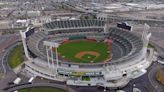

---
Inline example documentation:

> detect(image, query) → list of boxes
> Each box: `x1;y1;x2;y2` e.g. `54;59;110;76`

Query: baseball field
57;40;110;63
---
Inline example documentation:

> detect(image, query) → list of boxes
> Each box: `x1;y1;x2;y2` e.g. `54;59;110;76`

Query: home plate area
75;51;100;63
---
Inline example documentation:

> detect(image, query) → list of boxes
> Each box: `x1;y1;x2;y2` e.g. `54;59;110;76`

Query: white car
157;60;164;64
13;77;21;84
116;90;125;92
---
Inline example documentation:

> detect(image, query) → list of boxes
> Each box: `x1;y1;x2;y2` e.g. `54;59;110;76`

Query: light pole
20;27;33;61
54;43;60;74
51;46;55;68
43;41;60;75
46;46;50;68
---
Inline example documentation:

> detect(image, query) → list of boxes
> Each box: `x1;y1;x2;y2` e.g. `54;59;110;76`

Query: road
0;42;24;91
4;82;76;92
0;34;21;92
0;34;21;74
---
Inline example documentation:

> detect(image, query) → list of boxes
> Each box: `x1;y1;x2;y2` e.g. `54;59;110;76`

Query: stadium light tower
104;22;108;33
43;41;60;74
142;23;151;56
104;18;113;33
20;26;34;61
54;43;60;71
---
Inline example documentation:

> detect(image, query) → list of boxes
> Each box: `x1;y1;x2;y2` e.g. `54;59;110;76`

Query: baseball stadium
20;19;154;88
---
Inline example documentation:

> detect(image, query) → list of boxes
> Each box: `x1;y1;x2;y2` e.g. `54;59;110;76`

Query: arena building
20;19;154;88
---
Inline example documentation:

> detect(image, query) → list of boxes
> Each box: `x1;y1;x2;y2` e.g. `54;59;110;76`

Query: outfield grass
8;44;24;68
18;87;65;92
58;40;110;63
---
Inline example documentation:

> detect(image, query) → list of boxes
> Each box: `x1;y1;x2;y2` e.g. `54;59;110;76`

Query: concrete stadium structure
20;19;154;88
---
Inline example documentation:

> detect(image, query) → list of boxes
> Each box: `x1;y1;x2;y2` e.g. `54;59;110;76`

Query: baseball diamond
75;51;100;63
57;39;111;63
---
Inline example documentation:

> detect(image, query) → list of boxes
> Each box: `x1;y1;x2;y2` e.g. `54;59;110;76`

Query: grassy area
58;40;109;63
148;43;154;48
156;69;164;84
18;87;65;92
8;44;24;68
82;76;91;81
148;43;157;51
80;15;97;19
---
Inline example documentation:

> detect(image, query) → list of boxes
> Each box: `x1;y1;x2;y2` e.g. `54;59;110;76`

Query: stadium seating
27;20;143;66
27;32;47;59
43;19;104;30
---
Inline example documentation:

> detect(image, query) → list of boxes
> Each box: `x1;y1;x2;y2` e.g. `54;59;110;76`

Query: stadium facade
20;19;153;88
